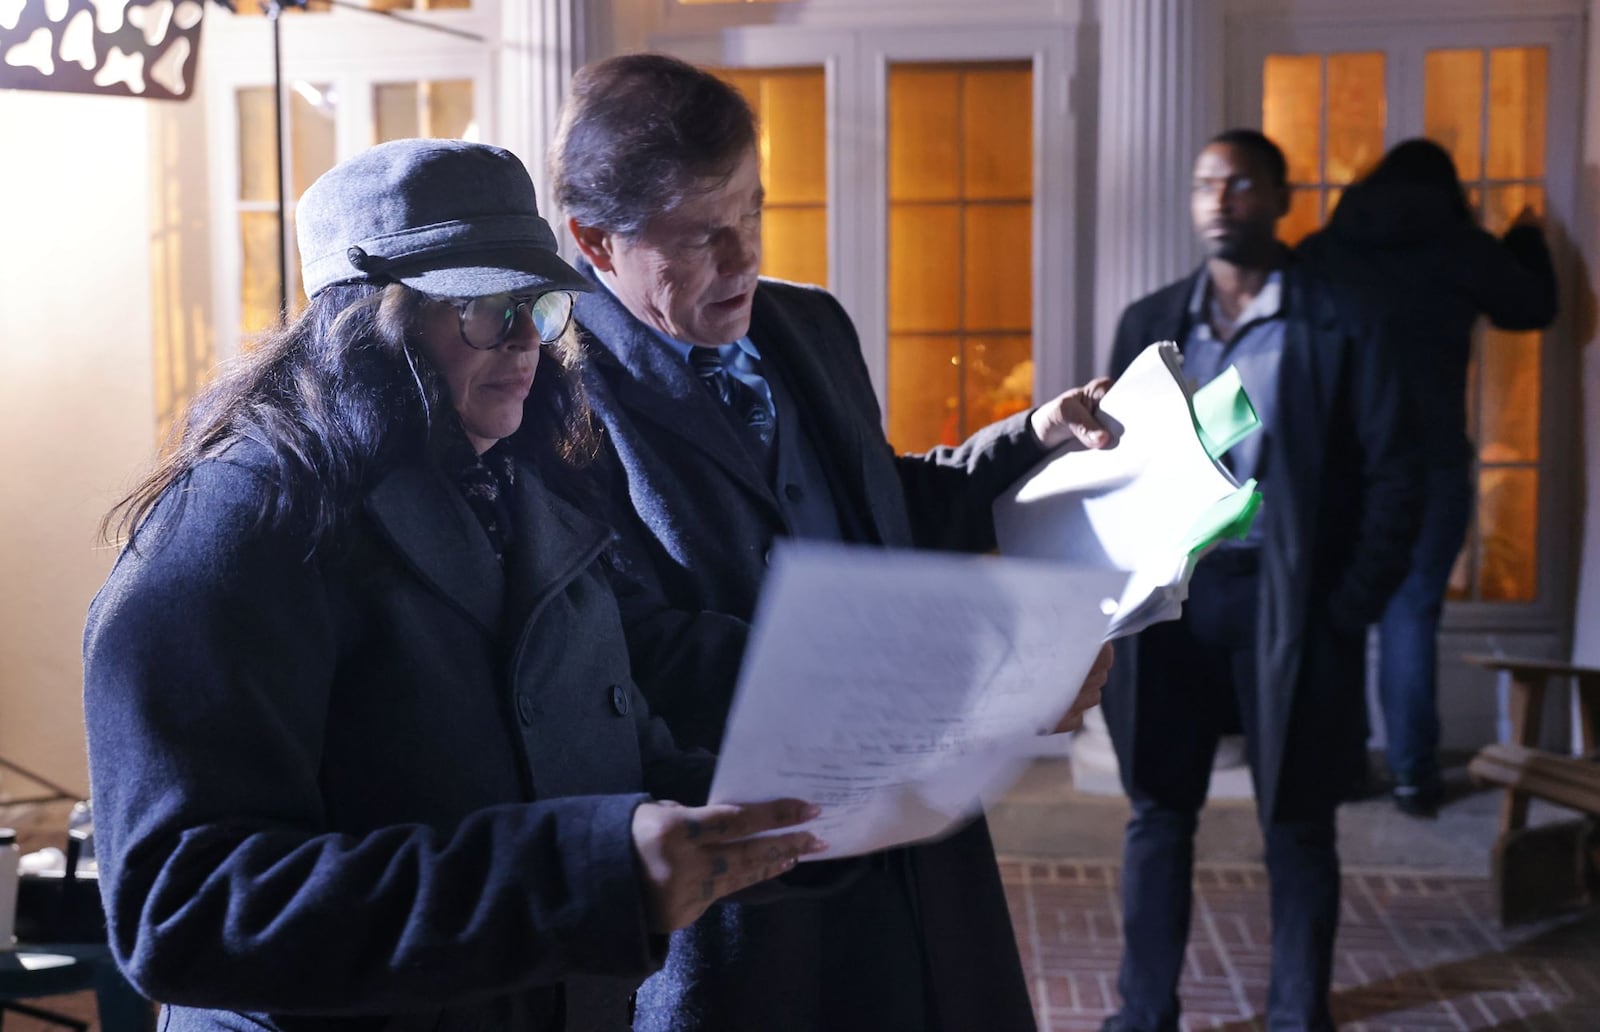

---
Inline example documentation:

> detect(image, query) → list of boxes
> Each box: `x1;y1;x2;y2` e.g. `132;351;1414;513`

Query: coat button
610;684;630;716
516;693;534;725
784;482;804;503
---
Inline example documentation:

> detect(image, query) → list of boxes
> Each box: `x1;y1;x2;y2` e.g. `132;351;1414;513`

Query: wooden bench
1464;655;1600;925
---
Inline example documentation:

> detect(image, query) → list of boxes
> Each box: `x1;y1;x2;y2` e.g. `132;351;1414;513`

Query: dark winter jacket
575;273;1042;1032
1105;260;1423;821
1298;183;1556;465
84;441;710;1031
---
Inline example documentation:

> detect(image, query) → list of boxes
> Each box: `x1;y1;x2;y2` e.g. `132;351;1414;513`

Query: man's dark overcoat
85;442;708;1032
1104;259;1422;823
575;274;1042;1032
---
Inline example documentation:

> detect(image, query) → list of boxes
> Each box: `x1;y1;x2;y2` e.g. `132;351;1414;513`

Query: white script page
708;542;1128;859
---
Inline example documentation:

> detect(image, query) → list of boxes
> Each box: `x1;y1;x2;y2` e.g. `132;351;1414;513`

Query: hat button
346;246;369;270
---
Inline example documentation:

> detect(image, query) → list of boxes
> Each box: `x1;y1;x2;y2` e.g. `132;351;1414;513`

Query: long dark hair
1362;137;1472;221
104;283;596;551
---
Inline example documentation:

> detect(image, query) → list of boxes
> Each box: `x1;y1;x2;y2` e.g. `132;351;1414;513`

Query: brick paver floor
4;843;1596;1029
1001;857;1600;1032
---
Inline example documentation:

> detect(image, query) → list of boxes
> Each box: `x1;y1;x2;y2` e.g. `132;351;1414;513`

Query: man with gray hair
551;52;1113;1031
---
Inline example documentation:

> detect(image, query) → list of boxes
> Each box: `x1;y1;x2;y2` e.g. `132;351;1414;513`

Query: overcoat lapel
575;281;776;509
364;462;504;634
745;289;881;540
500;469;613;635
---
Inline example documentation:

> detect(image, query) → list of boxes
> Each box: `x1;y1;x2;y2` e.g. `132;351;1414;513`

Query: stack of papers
993;342;1262;639
709;542;1129;859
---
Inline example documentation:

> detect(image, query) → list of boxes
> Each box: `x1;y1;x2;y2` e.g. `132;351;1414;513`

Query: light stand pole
257;0;483;323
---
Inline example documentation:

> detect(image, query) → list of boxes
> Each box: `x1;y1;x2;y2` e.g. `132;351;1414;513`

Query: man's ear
569;220;614;273
1274;183;1291;218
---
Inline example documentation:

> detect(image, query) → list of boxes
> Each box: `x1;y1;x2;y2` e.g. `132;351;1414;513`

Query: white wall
0;90;157;794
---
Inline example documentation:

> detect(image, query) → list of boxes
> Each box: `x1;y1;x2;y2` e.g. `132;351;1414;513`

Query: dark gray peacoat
575;273;1043;1031
1103;259;1423;823
84;440;710;1032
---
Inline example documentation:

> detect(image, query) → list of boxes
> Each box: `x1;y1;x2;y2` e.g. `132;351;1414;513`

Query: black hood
1323;182;1468;247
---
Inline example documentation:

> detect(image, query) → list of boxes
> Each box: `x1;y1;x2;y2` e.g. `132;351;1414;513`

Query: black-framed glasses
443;291;576;350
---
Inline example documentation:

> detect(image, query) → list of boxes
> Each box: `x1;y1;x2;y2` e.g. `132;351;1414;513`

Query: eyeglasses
442;291;576;350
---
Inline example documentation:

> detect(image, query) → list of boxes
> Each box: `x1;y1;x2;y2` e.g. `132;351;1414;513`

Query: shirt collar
1188;267;1286;326
594;269;762;365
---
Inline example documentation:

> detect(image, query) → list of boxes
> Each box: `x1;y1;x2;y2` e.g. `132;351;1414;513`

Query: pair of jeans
1113;560;1339;1032
1377;465;1474;785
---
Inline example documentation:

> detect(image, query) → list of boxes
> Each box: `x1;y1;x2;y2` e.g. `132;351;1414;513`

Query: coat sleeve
84;463;660;1015
891;411;1048;552
1469;222;1558;331
1323;314;1426;631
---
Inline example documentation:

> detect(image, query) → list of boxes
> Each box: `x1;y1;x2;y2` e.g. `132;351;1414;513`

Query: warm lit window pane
1263;54;1322;185
761;208;827;286
755;71;826;206
1279;188;1321;246
1476;467;1538;601
375;80;475;144
1325;52;1385;183
1324;186;1344;221
375;83;420;141
426;80;474;139
1424;49;1484;181
289;82;337;199
1487;47;1548;180
889;61;1033;453
889;204;961;333
888;335;960;451
965;335;1034;429
240;211;282;335
237;87;277;202
963;69;1032;200
1482;183;1545;236
963;204;1030;332
889;68;961;202
714;66;827;287
1478;327;1541;464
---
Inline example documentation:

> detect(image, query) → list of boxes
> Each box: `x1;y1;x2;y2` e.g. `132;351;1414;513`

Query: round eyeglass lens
460;295;517;349
459;292;576;349
529;290;575;343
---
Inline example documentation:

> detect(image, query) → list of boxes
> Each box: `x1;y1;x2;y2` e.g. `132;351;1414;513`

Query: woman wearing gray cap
82;138;822;1031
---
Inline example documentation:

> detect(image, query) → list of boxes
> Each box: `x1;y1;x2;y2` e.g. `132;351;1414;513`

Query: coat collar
573;263;775;505
365;460;505;633
364;457;611;636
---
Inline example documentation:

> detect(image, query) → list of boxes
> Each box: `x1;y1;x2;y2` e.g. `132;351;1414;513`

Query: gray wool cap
296;138;591;300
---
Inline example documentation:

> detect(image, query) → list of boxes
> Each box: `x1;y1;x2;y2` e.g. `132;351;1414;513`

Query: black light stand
258;0;483;320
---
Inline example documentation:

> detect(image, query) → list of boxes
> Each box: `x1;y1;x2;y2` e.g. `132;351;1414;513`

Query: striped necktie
688;345;775;453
